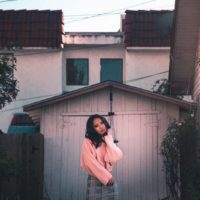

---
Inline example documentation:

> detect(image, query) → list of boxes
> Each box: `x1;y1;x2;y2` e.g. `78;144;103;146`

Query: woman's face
93;118;107;135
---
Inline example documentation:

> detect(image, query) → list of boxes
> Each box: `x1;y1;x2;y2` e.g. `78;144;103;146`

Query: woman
80;114;123;200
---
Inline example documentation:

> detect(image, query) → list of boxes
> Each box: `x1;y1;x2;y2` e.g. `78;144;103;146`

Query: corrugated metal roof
0;10;64;48
23;81;195;112
124;10;174;47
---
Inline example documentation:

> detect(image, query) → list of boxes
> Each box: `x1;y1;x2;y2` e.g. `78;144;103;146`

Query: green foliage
0;54;19;109
161;119;181;200
152;78;183;100
161;114;200;200
152;79;169;95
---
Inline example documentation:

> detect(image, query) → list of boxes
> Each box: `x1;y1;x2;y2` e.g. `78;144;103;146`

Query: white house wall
40;88;180;200
125;48;170;91
62;45;125;92
64;33;123;44
0;32;171;132
0;51;63;132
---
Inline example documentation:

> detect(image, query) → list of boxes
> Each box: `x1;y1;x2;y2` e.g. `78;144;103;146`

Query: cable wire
64;0;159;24
126;70;168;83
0;0;17;3
0;71;169;112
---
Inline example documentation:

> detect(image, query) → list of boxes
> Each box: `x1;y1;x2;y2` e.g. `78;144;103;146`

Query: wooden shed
23;81;194;200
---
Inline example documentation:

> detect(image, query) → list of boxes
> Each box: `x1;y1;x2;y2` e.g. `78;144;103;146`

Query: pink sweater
80;133;123;185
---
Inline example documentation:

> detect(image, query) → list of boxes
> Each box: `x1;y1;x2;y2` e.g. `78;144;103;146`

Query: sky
0;0;175;32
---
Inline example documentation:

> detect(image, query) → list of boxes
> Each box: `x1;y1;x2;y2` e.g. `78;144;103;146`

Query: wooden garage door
58;113;166;200
113;114;166;200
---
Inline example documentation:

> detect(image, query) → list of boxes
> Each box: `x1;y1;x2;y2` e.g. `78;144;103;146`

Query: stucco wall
62;44;125;91
0;34;171;132
125;47;170;91
63;45;170;92
64;33;123;44
0;50;63;132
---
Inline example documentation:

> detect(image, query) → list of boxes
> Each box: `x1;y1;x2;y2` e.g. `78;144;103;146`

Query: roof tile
0;10;64;48
124;10;174;47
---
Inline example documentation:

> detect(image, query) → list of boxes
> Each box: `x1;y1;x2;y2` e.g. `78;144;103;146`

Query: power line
64;0;159;24
0;0;17;3
15;93;61;101
0;93;61;112
63;3;174;20
0;105;22;112
63;12;120;21
125;70;169;83
0;70;169;113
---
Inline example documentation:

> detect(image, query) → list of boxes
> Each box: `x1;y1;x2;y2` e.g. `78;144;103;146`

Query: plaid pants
86;175;119;200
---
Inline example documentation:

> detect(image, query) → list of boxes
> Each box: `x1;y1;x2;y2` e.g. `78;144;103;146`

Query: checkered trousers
86;175;119;200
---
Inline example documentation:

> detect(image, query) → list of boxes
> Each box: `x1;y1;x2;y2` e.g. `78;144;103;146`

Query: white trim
126;47;170;51
61;110;160;117
113;111;160;115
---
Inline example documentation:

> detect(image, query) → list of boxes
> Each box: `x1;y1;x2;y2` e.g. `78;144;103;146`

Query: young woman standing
80;114;123;200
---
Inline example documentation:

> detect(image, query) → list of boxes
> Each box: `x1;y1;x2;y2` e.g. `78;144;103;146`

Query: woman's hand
103;131;108;137
107;177;114;186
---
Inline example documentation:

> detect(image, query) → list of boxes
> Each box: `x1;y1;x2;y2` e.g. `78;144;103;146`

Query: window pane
66;59;88;85
100;59;122;83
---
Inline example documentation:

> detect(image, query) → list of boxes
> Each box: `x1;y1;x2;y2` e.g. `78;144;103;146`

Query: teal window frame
66;58;89;85
100;59;123;83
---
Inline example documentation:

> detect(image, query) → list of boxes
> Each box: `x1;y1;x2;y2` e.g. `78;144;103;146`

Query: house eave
168;0;200;95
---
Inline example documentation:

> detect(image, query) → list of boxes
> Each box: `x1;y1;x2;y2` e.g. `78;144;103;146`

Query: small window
66;59;89;85
100;59;123;83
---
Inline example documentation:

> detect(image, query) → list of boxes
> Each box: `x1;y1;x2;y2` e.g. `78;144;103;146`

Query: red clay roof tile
0;10;64;48
124;10;174;47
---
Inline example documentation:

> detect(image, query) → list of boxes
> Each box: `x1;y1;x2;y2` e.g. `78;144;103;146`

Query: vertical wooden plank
140;114;146;199
135;114;142;199
72;116;81;200
91;91;99;112
68;97;81;113
156;101;166;199
113;89;125;112
124;92;138;111
81;93;92;112
52;103;64;200
113;115;124;200
42;106;53;199
78;117;88;200
0;134;43;200
59;116;88;200
137;95;152;111
151;114;159;200
60;115;70;200
0;135;18;198
127;114;134;199
121;114;129;199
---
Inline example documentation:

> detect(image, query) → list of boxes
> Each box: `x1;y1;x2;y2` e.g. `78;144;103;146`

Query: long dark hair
85;114;110;148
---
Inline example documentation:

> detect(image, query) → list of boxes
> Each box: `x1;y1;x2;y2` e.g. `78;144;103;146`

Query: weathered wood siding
0;134;44;200
170;0;200;94
193;29;200;101
41;88;179;200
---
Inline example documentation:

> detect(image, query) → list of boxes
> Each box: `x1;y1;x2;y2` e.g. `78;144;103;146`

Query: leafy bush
0;54;19;109
152;78;183;100
161;114;200;200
